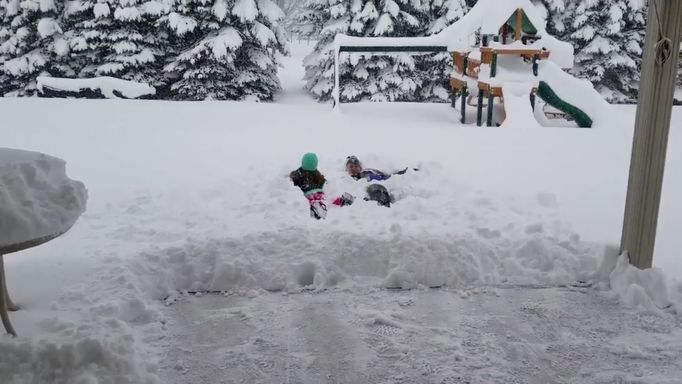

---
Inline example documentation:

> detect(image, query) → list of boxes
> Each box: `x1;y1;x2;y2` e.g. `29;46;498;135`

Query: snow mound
37;76;156;99
500;82;542;129
0;148;87;248
132;228;603;297
609;253;672;312
0;323;159;384
591;248;676;313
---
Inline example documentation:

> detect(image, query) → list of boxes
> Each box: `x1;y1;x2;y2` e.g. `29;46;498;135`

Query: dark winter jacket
290;167;326;196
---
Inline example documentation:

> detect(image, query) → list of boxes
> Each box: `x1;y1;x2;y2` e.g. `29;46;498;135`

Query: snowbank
0;322;160;384
37;76;156;99
0;148;87;248
608;253;673;312
589;248;677;314
131;225;603;298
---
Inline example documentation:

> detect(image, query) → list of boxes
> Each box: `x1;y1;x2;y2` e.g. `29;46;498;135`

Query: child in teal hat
290;153;354;219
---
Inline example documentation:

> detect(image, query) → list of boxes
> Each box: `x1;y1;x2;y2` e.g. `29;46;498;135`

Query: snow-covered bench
0;148;87;336
37;76;156;99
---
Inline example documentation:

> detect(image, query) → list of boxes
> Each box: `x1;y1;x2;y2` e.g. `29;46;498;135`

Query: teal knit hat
301;152;318;171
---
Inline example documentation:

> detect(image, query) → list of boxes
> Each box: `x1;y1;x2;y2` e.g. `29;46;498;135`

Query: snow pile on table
0;148;87;248
37;76;156;99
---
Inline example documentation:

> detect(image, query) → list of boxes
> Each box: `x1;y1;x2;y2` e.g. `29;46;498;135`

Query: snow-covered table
0;148;87;336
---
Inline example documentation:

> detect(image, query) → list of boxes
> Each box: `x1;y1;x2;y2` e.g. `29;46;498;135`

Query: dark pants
366;184;392;207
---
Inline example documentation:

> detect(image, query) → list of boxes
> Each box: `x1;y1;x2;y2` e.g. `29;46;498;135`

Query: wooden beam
450;78;467;89
515;9;523;41
481;48;493;64
621;0;682;269
338;46;448;53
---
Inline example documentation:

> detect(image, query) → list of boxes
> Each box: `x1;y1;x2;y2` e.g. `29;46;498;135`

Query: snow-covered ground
0;41;681;383
163;288;682;384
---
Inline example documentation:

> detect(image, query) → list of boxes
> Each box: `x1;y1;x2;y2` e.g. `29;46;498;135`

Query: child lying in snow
345;156;417;208
290;153;354;219
345;155;410;182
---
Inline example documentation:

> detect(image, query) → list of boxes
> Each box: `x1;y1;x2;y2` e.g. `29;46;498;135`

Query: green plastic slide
537;81;593;128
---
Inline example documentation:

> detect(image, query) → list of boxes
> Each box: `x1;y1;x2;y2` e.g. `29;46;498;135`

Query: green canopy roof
506;11;538;35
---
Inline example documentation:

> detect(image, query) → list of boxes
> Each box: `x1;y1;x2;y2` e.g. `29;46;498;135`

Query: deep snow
0;41;681;383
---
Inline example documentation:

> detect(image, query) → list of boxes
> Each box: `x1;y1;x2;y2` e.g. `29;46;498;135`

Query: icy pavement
159;287;682;384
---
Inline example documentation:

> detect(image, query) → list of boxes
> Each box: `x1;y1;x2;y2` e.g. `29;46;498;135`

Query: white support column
621;0;682;269
333;47;341;108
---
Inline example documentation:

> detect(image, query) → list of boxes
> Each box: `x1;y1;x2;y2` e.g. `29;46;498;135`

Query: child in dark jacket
290;153;353;219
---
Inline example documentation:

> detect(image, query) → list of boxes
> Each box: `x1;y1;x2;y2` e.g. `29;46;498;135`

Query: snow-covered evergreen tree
417;0;467;102
162;0;286;101
304;0;465;103
536;0;646;103
340;0;434;102
566;0;646;103
61;0;170;95
0;0;9;95
291;0;325;39
428;0;466;34
0;0;68;95
271;0;301;35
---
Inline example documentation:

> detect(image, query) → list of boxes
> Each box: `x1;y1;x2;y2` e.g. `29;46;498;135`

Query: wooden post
621;0;682;269
515;9;523;41
451;87;458;109
481;48;493;65
487;92;494;126
477;88;484;126
491;52;498;77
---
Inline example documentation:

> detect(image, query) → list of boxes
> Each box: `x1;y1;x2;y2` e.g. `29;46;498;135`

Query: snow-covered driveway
159;287;682;384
